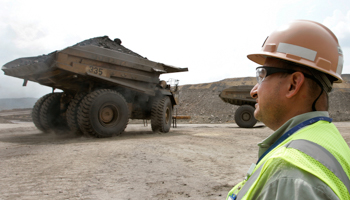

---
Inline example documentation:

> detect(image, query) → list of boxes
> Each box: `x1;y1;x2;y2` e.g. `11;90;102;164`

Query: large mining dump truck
219;85;257;128
2;36;188;137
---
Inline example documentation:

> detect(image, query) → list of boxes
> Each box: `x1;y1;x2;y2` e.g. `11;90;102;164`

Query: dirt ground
0;119;350;200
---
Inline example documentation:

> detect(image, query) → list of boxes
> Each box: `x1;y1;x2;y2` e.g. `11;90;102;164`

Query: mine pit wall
176;75;350;124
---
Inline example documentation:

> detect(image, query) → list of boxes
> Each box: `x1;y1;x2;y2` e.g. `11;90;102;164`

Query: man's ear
286;72;305;99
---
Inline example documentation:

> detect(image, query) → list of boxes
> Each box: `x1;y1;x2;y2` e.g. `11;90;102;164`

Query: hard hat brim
247;52;343;83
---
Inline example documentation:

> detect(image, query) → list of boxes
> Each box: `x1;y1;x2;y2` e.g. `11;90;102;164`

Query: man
227;20;350;200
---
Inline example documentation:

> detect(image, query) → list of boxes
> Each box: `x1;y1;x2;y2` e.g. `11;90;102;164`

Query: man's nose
250;84;259;99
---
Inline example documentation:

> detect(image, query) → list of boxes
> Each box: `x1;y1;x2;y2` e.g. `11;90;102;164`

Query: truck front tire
234;105;257;128
151;96;172;133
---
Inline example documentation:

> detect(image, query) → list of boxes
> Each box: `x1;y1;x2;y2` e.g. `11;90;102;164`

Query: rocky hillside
175;74;350;123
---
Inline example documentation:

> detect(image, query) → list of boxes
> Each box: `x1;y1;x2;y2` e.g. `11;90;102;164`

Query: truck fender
159;89;178;106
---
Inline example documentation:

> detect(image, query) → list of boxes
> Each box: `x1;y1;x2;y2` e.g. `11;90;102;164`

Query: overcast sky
1;0;350;98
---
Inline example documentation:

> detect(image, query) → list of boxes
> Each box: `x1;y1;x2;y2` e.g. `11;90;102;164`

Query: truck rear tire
66;92;87;136
77;89;129;138
32;93;56;132
151;96;172;133
235;105;257;128
40;92;69;133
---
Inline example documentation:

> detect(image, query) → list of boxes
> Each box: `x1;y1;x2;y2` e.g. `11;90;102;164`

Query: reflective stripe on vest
235;139;350;200
286;139;350;193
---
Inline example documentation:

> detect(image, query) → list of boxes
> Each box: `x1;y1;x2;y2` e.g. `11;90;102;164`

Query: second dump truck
219;85;257;128
2;36;188;137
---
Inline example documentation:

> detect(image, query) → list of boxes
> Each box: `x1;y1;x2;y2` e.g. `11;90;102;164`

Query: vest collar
258;111;329;158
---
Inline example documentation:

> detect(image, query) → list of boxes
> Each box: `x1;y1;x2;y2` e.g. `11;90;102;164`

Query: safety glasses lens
256;68;266;84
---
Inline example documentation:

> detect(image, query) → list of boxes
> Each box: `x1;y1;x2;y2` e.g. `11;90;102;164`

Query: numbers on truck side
88;66;103;75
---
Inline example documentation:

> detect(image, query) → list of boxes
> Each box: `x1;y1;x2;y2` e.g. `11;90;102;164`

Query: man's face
250;59;289;130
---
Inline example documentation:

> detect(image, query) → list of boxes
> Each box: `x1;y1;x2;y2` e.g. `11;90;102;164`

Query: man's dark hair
271;58;330;111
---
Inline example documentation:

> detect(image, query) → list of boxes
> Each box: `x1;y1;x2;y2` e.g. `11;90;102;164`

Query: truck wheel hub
100;105;118;124
242;112;251;121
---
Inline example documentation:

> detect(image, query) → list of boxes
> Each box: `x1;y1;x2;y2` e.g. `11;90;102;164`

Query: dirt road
0;121;349;200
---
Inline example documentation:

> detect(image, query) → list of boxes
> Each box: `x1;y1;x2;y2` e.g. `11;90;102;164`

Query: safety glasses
256;66;317;84
256;67;297;84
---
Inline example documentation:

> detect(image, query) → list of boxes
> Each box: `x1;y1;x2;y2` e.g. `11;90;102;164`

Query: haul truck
2;36;188;137
219;85;257;128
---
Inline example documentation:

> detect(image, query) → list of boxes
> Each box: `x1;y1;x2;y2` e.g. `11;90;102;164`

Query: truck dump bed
2;36;188;95
219;85;257;128
219;85;256;106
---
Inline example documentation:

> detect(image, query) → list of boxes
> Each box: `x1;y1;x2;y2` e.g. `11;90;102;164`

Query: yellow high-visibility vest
227;120;350;200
